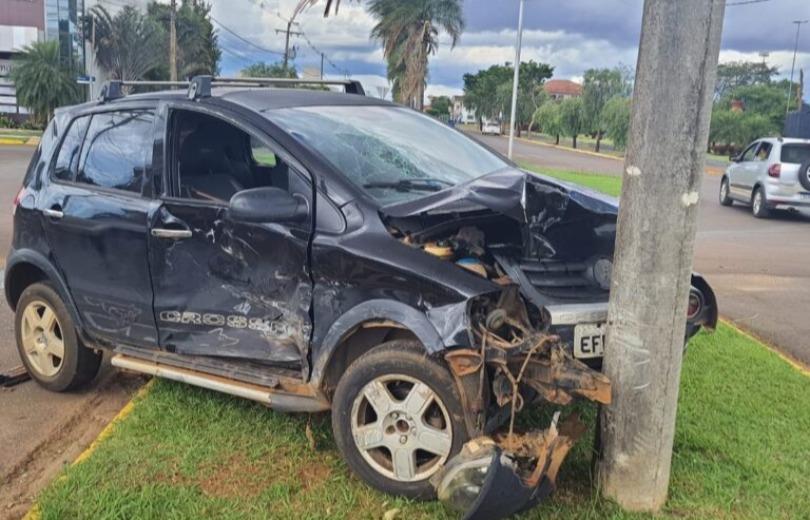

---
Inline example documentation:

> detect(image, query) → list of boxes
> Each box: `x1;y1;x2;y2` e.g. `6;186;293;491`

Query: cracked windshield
269;105;509;204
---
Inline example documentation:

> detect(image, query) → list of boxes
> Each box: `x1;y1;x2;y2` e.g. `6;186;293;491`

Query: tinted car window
781;144;810;164
77;110;155;193
52;115;90;181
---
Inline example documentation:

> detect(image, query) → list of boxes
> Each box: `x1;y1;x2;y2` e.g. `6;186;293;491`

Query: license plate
574;323;606;359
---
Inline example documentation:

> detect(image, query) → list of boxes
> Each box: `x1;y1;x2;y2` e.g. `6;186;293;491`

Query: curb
720;317;810;378
513;136;726;176
21;377;156;520
0;136;39;146
515;135;623;161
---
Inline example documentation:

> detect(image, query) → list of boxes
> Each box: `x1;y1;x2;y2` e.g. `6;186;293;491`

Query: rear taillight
12;186;25;215
767;163;781;178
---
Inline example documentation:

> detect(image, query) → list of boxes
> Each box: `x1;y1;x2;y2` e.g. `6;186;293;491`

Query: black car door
39;107;160;347
147;105;313;367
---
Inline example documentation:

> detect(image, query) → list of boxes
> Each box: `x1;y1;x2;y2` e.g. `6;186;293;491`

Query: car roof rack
98;76;365;103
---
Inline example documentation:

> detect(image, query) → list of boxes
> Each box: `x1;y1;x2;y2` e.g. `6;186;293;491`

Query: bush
0;115;18;129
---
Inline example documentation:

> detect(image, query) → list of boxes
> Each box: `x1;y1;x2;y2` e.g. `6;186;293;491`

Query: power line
211;16;284;56
727;0;772;5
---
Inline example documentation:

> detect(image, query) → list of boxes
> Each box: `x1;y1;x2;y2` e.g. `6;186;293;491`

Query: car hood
380;167;618;225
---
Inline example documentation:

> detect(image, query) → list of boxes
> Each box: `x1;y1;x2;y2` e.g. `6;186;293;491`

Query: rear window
780;144;810;164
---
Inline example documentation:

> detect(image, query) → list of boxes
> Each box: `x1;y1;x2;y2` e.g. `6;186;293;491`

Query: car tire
798;160;810;191
719;177;733;206
15;282;102;392
331;340;468;500
751;186;769;219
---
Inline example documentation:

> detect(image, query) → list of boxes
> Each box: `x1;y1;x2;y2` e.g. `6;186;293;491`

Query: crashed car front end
366;168;717;516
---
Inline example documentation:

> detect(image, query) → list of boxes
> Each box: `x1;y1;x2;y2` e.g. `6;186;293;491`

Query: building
543;79;582;100
451;95;476;124
0;0;45;116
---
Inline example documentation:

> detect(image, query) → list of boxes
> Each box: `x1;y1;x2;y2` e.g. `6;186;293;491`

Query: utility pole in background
276;20;303;71
597;0;725;512
320;52;324;79
507;0;525;159
786;20;808;116
169;0;178;82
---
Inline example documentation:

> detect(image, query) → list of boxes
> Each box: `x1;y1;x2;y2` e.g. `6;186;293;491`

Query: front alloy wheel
350;374;453;482
332;340;468;499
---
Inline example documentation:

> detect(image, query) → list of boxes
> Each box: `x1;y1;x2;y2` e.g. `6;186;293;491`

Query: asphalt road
0;146;140;519
476;133;810;367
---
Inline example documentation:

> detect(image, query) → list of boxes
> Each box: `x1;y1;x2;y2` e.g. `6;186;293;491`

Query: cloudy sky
210;0;810;100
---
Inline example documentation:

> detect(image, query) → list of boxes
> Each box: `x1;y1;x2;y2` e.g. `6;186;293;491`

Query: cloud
213;0;810;100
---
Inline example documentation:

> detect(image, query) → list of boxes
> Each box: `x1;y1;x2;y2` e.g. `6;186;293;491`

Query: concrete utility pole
169;0;178;82
597;0;725;512
507;0;525;159
277;21;304;71
786;20;808;116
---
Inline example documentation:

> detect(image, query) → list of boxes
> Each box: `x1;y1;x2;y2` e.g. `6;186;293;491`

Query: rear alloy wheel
751;187;769;218
719;177;733;206
332;341;467;499
15;282;102;391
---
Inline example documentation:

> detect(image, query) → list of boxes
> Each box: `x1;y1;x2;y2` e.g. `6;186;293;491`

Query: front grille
519;259;608;301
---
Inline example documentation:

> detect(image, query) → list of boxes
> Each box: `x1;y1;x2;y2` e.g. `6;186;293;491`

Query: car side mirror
729;154;740;162
228;187;308;223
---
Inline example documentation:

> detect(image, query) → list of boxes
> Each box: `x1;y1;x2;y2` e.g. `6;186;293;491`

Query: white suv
720;138;810;218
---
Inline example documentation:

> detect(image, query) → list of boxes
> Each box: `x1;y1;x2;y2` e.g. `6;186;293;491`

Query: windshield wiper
362;178;452;192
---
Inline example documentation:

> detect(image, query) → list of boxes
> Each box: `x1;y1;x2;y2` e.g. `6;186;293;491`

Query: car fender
4;248;84;330
310;299;446;387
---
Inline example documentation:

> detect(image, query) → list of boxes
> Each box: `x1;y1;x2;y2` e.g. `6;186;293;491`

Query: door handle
151;228;192;239
42;207;64;219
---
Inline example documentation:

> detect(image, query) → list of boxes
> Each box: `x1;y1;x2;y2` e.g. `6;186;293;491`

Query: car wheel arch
311;299;446;396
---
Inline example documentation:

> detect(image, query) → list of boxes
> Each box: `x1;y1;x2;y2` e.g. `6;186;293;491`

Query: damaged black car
6;77;717;517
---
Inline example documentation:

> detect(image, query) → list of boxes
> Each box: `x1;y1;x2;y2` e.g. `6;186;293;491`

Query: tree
427;95;452;117
11;40;82;125
240;61;297;78
533;101;562;144
582;68;626;151
369;0;464;109
603;96;631;150
463;64;513;125
84;5;162;81
715;60;778;99
146;1;221;79
723;82;798;128
559;96;586;148
463;61;553;132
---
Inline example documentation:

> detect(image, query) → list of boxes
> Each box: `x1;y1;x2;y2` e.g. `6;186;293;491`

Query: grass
519;163;622;197
30;168;810;519
31;326;810;519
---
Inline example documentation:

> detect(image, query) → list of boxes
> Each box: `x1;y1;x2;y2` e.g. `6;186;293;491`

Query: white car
720;137;810;218
482;121;501;135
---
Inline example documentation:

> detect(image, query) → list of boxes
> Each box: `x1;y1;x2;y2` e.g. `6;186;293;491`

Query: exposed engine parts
435;288;612;519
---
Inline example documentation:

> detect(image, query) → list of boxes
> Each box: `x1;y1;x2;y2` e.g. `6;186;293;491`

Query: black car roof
99;86;394;111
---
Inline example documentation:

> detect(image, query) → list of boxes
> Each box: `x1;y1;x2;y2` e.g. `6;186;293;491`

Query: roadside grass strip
29;168;810;519
29;326;810;519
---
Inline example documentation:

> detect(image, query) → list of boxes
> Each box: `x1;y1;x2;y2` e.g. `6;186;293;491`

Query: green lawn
29;167;810;519
519;163;622;197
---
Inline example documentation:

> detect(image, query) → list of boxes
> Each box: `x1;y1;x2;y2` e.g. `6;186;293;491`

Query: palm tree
369;0;464;109
84;5;161;81
11;40;81;125
294;0;464;109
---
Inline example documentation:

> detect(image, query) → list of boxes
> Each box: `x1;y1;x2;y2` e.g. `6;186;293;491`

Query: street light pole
786;20;808;116
507;0;525;160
